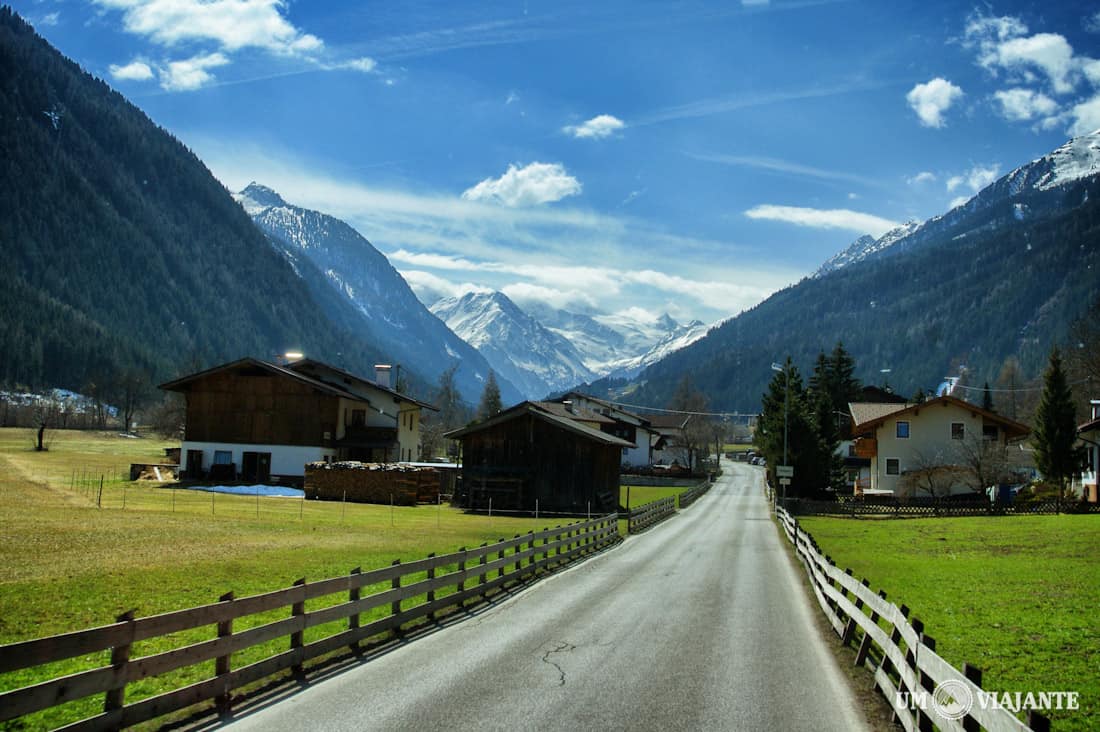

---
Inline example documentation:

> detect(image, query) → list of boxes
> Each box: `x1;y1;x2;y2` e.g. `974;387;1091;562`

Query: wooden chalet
160;357;435;484
445;401;632;515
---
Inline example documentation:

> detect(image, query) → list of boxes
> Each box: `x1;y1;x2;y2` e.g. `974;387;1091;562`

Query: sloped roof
850;395;1030;440
561;392;651;427
159;357;365;401
444;401;633;447
533;401;615;424
1079;416;1100;434
646;413;692;430
288;358;437;411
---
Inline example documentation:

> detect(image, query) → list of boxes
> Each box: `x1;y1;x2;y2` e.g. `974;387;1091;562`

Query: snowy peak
235;182;287;215
1021;128;1100;192
814;222;919;277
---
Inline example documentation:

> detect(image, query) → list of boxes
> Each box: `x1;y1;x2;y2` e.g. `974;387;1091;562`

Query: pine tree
981;382;994;412
1033;347;1081;499
476;371;502;421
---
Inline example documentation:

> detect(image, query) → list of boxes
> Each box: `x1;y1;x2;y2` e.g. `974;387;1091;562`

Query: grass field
620;484;686;509
0;428;567;729
798;515;1100;731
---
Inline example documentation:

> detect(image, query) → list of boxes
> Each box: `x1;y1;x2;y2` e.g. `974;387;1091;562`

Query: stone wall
304;462;441;505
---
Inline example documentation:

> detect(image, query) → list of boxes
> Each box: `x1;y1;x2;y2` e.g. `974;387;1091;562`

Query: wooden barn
160;357;434;484
445;401;631;515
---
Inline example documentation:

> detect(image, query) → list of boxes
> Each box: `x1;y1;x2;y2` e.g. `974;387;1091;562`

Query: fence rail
677;478;712;509
0;515;620;731
775;507;1048;732
627;496;676;533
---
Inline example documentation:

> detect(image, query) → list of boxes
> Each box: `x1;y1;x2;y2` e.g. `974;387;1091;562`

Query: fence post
104;610;136;714
512;535;521;574
498;539;506;578
457;549;466;593
917;631;935;732
215;592;234;714
291;578;306;675
962;664;982;732
527;531;536;572
426;554;436;620
348;567;362;651
390;560;402;630
478;543;488;593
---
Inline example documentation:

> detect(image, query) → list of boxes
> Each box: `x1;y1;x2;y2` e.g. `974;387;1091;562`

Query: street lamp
771;362;789;508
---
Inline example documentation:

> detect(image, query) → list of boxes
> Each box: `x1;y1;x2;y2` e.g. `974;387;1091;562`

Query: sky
13;0;1100;327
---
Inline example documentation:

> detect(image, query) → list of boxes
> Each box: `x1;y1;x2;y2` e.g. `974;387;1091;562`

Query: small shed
445;401;632;515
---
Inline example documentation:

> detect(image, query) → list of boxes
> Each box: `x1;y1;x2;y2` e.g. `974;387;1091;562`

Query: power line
948;377;1092;395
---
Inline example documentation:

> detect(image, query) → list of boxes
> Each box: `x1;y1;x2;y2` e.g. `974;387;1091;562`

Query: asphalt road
223;463;867;732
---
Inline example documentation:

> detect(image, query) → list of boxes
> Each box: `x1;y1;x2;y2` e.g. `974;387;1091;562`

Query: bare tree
951;430;1018;494
900;448;959;498
31;392;64;452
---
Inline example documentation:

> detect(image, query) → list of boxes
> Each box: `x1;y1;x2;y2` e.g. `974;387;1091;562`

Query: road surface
223;463;867;731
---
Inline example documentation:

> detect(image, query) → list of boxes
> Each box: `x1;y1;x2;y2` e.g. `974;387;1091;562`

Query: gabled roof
288;359;437;411
560;392;651;428
533;401;615;424
159;357;365;402
444;401;634;447
850;395;1030;440
646;413;692;430
1079;416;1100;434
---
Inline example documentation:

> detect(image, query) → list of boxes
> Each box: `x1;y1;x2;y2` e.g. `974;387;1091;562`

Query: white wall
181;441;330;478
872;403;986;494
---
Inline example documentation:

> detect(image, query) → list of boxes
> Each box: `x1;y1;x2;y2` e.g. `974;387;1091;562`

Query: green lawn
0;428;563;729
620;484;685;509
799;515;1100;732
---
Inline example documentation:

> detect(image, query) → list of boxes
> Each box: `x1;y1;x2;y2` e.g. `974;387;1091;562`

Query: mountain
524;304;709;377
814;222;920;277
235;184;521;404
629;129;1100;412
0;9;391;392
430;291;595;399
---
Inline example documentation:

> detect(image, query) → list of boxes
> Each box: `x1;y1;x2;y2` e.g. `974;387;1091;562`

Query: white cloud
689;152;883;188
462;162;581;207
1087;12;1100;34
94;0;323;55
399;270;489;303
993;88;1059;121
109;59;155;81
1069;94;1100;136
743;205;900;237
502;282;599;311
339;57;377;73
907;171;937;185
949;196;971;209
994;33;1077;94
906;78;964;128
159;52;230;91
39;12;60;26
946;163;1001;195
563;114;625;139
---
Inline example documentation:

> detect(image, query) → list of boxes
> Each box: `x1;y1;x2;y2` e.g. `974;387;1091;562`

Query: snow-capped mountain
234;183;522;404
430;291;596;399
814;128;1100;277
470;299;710;385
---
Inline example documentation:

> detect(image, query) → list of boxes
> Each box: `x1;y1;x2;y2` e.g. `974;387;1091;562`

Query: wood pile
304;461;441;505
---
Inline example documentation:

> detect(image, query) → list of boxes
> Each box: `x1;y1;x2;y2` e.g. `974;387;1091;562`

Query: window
951;422;965;440
983;425;999;441
214;450;232;465
886;458;900;476
351;409;366;427
896;421;910;439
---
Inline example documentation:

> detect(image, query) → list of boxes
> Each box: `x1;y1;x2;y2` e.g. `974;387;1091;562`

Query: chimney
374;364;392;388
563;400;574;414
1092;399;1100;420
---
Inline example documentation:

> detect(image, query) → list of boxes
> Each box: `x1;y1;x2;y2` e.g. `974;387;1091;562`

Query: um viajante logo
898;682;1080;718
932;679;974;720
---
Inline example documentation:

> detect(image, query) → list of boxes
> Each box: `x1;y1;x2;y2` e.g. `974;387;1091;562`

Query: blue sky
14;0;1100;326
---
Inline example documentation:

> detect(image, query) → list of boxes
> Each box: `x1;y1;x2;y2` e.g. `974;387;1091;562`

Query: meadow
0;428;577;728
798;515;1100;732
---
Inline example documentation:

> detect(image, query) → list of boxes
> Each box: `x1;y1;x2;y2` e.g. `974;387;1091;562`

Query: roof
1079;416;1100;434
159;357;364;401
532;401;615;424
289;359;437;411
444;401;634;447
159;357;437;411
561;392;651;427
646;413;692;430
849;395;1030;440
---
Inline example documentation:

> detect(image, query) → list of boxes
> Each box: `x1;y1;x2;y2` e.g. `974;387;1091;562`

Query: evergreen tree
912;388;927;404
758;358;830;498
1033;347;1082;499
981;382;994;412
476;371;503;421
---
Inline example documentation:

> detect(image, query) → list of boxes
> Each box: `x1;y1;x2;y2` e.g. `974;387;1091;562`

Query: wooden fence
677;478;712;509
783;497;1100;518
627;496;676;533
0;515;620;731
775;507;1049;732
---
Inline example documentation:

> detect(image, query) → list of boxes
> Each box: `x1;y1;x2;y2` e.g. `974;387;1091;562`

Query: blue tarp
183;484;304;498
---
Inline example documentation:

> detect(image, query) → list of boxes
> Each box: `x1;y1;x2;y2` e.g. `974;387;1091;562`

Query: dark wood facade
448;403;630;515
177;364;340;447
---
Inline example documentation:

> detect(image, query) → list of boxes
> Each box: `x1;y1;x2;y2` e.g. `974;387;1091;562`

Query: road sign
777;465;794;478
779;477;791;486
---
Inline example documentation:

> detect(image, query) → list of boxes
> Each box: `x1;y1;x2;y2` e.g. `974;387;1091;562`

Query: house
1078;399;1100;503
555;392;655;467
445;401;632;514
647;413;692;467
160;357;436;484
849;395;1030;497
